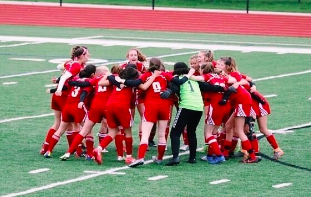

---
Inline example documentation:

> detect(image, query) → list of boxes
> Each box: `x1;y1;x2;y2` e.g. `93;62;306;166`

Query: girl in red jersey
121;48;147;142
92;65;160;165
241;74;284;160
40;46;89;155
216;57;261;163
59;66;113;161
44;64;96;158
125;58;174;167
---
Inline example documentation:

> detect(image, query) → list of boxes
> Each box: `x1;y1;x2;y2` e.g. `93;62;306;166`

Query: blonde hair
95;65;110;76
200;50;214;62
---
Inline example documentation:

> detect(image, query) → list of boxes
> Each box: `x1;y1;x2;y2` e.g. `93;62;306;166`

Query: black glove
160;89;173;99
251;92;265;104
218;86;236;105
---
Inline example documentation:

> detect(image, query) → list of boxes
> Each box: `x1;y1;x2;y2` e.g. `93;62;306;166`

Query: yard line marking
272;183;292;188
2;82;17;85
29;168;50;174
253;70;311;82
0;150;197;197
107;172;126;175
0;113;53;124
83;35;311;48
73;36;104;40
83;171;102;174
264;94;277;98
10;58;46;62
45;84;57;88
0;70;59;79
308;97;311;100
148;175;168;181
271;130;294;134
0;42;45;48
210;179;231;185
1;36;311;54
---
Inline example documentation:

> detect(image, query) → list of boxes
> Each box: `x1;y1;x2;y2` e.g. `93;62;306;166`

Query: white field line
0;150;197;197
2;82;17;85
264;94;277;98
73;36;104;40
0;113;53;124
10;58;46;62
253;70;311;82
74;35;311;48
0;70;59;79
308;97;311;100
272;183;292;188
148;175;168;181
0;42;44;48
29;168;50;174
209;179;231;185
1;36;311;54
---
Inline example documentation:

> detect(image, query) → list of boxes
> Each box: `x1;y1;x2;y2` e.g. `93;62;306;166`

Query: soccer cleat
59;153;70;161
273;148;284;160
101;148;109;153
148;140;157;147
180;144;189;151
200;155;208;161
239;156;262;163
117;156;125;161
74;151;86;158
152;156;163;165
40;148;46;155
93;148;103;165
187;158;197;164
85;155;93;161
165;157;180;166
208;156;225;164
128;158;144;168
125;156;135;164
44;151;52;158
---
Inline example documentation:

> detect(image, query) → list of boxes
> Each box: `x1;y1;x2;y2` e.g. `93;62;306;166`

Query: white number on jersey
98;86;107;92
71;87;81;97
152;82;161;93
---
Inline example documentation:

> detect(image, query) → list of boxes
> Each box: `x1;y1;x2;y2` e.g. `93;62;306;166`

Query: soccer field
0;25;311;197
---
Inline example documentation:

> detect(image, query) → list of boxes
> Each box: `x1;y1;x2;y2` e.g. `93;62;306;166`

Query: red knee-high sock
218;132;226;152
250;134;259;153
137;143;148;159
266;134;279;149
230;136;239;153
115;134;124;157
241;140;256;160
67;134;84;154
42;128;56;152
206;136;222;156
86;136;94;157
66;131;74;147
98;133;107;144
222;140;232;157
72;131;83;156
182;130;189;145
47;134;60;152
100;135;113;149
124;137;133;156
157;143;166;160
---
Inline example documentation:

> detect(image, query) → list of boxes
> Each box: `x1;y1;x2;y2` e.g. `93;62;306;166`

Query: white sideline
0;150;196;197
210;179;231;185
148;175;168;181
29;168;50;174
272;183;292;188
0;113;53;124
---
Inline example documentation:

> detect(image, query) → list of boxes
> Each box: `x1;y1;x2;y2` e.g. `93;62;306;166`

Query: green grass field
8;0;311;13
1;25;311;197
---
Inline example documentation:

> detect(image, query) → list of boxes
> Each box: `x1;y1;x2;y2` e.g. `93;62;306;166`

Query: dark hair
119;67;139;80
173;62;189;76
79;64;96;78
71;46;88;60
125;63;137;70
148;58;162;72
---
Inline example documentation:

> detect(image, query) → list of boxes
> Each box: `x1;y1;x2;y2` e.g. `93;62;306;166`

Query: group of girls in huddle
40;46;283;167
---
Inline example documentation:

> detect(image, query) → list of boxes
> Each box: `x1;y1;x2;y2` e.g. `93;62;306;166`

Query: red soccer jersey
228;72;252;105
66;77;93;104
106;84;134;109
88;75;113;101
121;61;146;74
139;71;173;102
203;73;228;102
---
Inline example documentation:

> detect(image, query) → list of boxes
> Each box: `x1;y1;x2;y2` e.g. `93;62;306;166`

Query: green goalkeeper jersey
179;77;203;111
